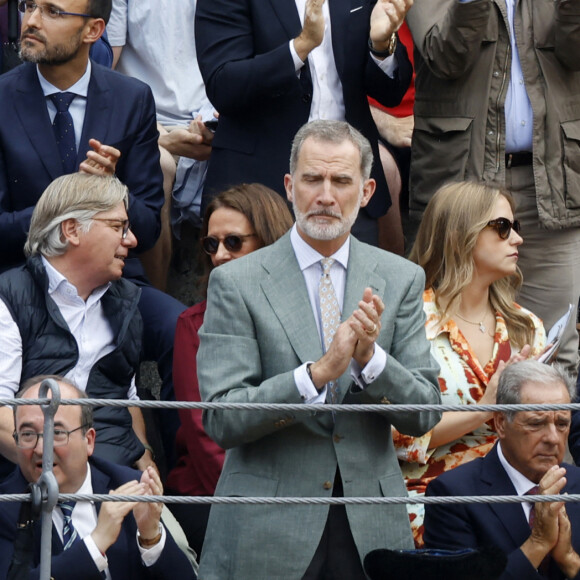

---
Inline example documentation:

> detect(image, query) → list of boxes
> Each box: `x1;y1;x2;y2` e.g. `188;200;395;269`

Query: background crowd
0;0;579;578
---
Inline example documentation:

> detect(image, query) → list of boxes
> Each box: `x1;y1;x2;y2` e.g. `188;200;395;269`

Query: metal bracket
30;378;61;580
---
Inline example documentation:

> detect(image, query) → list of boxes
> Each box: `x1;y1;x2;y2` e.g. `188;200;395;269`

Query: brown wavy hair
409;181;536;348
199;183;294;295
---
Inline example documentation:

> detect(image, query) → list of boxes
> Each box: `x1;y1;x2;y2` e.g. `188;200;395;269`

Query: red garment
166;300;225;496
368;21;415;118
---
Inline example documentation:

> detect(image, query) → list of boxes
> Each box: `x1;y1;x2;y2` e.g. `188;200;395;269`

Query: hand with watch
369;0;413;58
134;466;165;549
368;33;398;58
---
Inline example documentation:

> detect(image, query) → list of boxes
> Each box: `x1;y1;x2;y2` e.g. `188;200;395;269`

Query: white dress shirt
289;0;398;122
497;441;538;523
107;0;209;126
290;226;387;402
0;257;138;399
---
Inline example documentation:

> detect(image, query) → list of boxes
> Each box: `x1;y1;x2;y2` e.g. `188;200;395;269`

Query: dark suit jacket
424;444;580;580
0;456;196;580
0;61;163;275
195;0;412;216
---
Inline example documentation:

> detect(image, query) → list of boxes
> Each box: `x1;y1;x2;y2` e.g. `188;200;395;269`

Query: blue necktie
59;500;80;550
60;500;107;578
50;92;77;174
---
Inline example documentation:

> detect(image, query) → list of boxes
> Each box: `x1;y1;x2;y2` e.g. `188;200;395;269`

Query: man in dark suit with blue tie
425;360;580;580
0;0;186;471
0;376;196;579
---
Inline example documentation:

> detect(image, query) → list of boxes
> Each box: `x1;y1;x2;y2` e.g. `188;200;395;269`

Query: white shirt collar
497;441;538;496
77;462;94;495
290;224;350;271
37;60;92;97
41;255;111;304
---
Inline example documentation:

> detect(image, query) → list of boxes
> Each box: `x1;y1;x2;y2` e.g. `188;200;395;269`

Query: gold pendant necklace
455;312;488;334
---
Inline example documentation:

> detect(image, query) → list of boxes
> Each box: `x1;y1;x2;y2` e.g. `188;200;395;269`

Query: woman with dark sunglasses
393;181;546;547
165;183;294;555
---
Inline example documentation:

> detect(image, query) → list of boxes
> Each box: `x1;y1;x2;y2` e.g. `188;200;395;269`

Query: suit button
380;396;390;404
333;434;342;443
302;93;312;103
323;481;333;490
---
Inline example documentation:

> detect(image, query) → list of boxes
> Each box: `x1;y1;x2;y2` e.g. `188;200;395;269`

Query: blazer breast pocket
219;472;279;497
379;470;408;498
347;1;370;30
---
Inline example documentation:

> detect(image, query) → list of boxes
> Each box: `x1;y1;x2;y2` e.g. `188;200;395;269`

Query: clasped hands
91;466;164;555
523;465;580;577
309;287;383;390
158;115;215;161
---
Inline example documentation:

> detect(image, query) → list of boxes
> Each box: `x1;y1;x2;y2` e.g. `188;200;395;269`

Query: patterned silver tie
319;258;341;403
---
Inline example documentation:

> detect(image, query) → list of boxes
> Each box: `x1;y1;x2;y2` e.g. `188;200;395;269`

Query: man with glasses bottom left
0;375;197;579
0;173;156;479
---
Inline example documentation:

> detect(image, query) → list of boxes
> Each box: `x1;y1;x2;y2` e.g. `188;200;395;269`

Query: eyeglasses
202;233;257;255
486;217;521;240
92;218;132;239
13;424;88;449
18;1;93;20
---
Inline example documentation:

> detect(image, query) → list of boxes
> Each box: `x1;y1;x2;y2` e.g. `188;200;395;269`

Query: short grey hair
24;174;129;258
496;360;576;421
289;120;374;180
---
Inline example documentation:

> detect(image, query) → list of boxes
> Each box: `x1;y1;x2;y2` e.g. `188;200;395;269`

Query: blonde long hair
409;181;536;348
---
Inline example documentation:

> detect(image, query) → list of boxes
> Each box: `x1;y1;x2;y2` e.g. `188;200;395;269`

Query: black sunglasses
202;233;257;255
486;218;521;240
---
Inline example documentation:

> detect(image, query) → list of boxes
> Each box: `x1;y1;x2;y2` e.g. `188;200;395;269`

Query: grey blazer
197;233;441;579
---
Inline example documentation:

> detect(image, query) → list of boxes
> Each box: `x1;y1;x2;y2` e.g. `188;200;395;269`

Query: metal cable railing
2;380;578;578
7;397;580;413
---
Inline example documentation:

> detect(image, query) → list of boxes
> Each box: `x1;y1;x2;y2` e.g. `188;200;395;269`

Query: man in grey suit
197;119;442;579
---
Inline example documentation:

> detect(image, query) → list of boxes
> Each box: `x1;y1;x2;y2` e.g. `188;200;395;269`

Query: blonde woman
393;181;546;546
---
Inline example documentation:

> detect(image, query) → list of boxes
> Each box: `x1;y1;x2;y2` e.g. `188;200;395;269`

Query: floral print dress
393;288;546;547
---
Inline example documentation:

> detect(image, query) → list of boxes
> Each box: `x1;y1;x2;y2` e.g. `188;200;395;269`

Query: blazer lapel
328;0;350;75
90;460;112;517
480;445;532;545
268;0;313;93
336;237;386;400
261;235;323;365
342;237;385;315
14;64;63;180
77;66;111;165
268;0;303;40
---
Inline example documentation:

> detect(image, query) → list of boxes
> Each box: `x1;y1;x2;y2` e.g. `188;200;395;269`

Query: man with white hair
425;360;580;579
